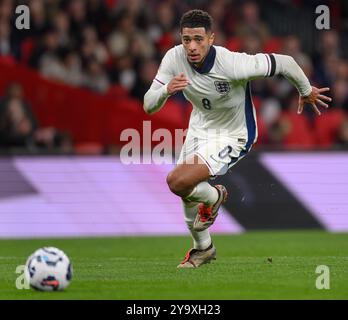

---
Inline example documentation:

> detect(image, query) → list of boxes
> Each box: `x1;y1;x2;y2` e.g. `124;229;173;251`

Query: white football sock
182;200;211;250
184;181;219;205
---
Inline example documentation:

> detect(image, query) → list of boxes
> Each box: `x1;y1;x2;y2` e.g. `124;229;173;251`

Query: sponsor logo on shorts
218;145;233;159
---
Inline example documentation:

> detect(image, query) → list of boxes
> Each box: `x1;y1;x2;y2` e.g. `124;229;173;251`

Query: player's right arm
143;79;170;115
144;73;190;115
143;48;190;115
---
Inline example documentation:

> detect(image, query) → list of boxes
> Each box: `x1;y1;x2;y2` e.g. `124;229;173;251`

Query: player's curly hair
180;9;213;32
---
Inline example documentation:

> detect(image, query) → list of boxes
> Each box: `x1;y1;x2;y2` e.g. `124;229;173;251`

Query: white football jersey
154;45;277;151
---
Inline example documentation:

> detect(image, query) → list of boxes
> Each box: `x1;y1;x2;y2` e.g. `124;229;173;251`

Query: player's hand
167;73;190;95
298;86;331;116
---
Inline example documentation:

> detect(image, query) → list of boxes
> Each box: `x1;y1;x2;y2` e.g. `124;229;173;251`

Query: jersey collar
189;46;216;74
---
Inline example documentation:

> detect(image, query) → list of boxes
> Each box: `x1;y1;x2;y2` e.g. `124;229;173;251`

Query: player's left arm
232;52;331;115
273;54;331;116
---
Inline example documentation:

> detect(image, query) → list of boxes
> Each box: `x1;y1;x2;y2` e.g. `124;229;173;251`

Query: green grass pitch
0;231;347;299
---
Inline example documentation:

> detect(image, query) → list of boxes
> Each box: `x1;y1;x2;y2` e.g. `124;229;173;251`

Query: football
24;247;73;291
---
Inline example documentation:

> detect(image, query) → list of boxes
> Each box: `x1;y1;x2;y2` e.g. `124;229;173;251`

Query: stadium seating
314;109;346;147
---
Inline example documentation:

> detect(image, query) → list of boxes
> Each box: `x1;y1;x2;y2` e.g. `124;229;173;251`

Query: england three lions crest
214;81;230;94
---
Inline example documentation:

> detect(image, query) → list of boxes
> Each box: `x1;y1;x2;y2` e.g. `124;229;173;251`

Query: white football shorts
177;132;251;177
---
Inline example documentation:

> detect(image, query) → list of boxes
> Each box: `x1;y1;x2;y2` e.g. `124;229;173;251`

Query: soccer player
143;9;331;268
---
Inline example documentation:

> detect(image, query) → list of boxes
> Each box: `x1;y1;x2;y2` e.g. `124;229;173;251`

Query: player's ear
209;32;215;45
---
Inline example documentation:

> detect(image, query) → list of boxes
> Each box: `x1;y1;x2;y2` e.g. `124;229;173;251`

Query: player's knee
166;172;193;197
166;172;181;194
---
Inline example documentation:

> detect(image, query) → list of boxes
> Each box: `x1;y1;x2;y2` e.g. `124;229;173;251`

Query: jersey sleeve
224;50;276;81
153;48;176;85
222;48;312;96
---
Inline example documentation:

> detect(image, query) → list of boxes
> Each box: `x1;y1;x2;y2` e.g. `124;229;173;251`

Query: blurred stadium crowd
0;0;348;152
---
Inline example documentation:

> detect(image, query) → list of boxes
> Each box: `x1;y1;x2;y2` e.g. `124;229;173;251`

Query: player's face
181;27;215;65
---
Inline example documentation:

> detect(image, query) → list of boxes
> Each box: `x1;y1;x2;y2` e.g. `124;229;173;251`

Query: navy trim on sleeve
269;54;276;77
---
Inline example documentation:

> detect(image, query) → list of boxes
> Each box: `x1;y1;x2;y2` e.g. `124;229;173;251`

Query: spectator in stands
0;82;71;151
234;1;270;46
28;0;48;37
268;92;315;149
319;30;342;60
85;0;109;37
0;82;37;147
109;54;136;90
53;10;71;47
67;0;88;40
108;7;154;61
260;97;282;132
206;0;226;33
107;9;135;58
83;57;110;93
80;25;109;66
112;0;150;32
130;58;159;101
336;116;348;148
0;16;20;59
332;79;348;112
314;30;343;87
155;1;176;34
0;0;13;21
29;26;60;69
40;47;83;86
336;59;348;81
145;0;176;51
240;33;263;55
